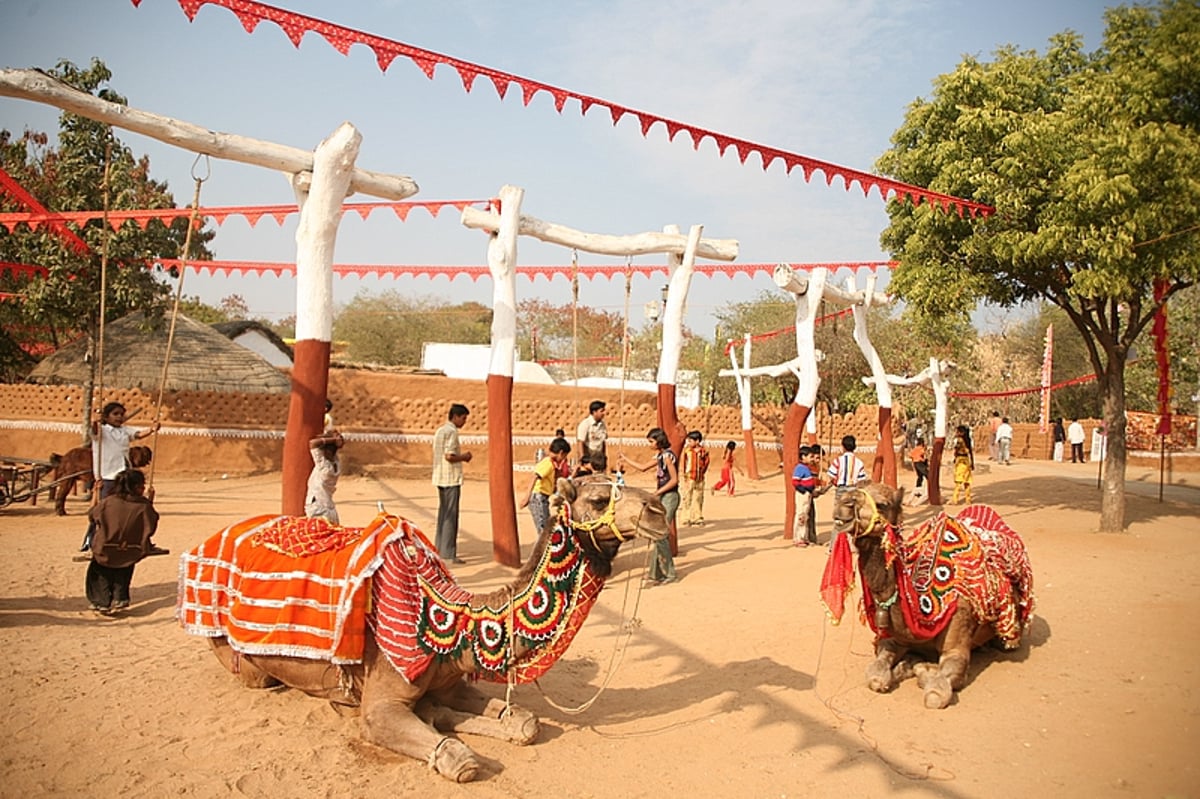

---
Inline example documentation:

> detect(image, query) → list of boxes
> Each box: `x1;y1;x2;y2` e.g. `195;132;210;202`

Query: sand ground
1;456;1197;799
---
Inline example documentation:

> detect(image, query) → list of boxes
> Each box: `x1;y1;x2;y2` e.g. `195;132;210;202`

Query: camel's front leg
421;681;539;744
361;697;478;782
913;617;975;709
865;638;909;693
360;644;479;782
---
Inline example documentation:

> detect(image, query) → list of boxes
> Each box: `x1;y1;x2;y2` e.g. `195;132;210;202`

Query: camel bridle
837;487;886;539
565;480;657;551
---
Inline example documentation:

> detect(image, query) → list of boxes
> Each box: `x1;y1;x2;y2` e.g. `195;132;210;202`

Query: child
826;435;868;501
805;445;827;545
86;468;158;614
619;428;679;585
791;445;816;547
573;451;607;478
710;440;742;496
81;402;159;551
951;424;975;504
521;437;571;534
305;430;344;524
910;438;928;488
681;430;710;526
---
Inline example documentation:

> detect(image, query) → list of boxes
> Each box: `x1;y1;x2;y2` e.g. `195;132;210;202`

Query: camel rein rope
523;488;653;716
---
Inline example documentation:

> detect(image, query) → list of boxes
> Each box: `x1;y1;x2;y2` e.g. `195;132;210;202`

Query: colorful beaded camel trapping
179;509;605;683
861;504;1035;647
371;509;601;684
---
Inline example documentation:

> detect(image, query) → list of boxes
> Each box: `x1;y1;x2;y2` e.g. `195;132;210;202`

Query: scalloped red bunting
128;259;895;282
132;0;994;219
949;373;1097;400
0;200;485;234
0;167;92;255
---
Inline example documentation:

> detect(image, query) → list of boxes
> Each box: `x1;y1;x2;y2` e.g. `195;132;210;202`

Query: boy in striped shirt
791;445;817;547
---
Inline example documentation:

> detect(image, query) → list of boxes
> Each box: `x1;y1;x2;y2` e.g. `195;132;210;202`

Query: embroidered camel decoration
827;482;1035;708
179;476;667;782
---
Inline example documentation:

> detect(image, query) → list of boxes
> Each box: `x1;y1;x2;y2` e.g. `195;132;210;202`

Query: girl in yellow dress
951;424;975;504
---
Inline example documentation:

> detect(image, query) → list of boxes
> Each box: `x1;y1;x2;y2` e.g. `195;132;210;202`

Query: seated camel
179;475;667;782
827;482;1035;709
47;445;151;515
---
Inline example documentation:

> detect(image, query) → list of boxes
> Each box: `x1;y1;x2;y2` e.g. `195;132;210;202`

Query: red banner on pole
1153;280;1172;435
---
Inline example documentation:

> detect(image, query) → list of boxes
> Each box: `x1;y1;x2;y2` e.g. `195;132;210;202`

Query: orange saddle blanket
178;514;411;663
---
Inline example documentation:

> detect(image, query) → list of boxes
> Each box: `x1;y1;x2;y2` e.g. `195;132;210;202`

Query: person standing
680;431;710;526
520;437;570;534
619;428;678;585
91;402;159;501
987;410;1001;461
1053;418;1066;462
305;430;344;524
576;400;608;463
805;445;827;545
791;445;816;547
951;424;975;504
910;438;928;488
85;468;158;615
81;402;159;552
432;404;472;565
1068;418;1086;463
826;435;868;501
710;440;742;496
995;417;1014;465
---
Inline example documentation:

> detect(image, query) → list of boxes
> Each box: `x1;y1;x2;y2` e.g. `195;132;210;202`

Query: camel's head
832;482;905;543
554;475;668;576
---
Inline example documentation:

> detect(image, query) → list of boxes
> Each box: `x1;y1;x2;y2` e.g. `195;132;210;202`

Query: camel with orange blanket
179;475;666;782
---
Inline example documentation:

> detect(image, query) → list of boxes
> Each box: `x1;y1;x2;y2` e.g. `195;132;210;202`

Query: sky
0;0;1111;335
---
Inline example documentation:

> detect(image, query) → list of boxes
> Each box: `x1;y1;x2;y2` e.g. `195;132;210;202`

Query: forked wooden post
0;68;419;514
463;195;737;564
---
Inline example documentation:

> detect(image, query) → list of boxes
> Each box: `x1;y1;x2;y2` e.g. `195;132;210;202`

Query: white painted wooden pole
281;123;361;515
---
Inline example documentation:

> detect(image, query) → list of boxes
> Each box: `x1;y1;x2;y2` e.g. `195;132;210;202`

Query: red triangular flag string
144;0;992;217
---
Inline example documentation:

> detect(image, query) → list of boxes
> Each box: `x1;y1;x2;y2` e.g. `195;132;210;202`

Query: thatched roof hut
211;320;294;369
26;312;292;393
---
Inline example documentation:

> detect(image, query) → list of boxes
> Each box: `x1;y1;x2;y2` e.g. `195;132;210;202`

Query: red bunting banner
722;307;856;356
145;258;895;281
0;167;92;255
950;372;1097;400
0;261;48;277
1152;279;1172;435
132;0;994;219
0;199;487;234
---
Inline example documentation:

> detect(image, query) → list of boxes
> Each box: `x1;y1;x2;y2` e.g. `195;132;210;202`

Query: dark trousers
86;560;134;608
914;462;928;487
435;484;461;559
805;506;818;545
1071;443;1085;463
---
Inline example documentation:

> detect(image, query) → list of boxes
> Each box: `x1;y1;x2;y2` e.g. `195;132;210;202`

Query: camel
179;475;667;782
47;445;150;514
829;482;1035;709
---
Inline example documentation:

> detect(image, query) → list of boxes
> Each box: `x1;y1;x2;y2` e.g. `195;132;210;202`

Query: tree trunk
1098;352;1128;532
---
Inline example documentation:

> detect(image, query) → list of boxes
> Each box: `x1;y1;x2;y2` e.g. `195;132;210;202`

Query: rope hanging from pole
571;248;579;420
618;256;632;453
93;142;113;492
148;154;209;489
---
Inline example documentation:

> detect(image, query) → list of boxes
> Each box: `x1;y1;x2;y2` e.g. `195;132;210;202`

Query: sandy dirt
1;457;1197;799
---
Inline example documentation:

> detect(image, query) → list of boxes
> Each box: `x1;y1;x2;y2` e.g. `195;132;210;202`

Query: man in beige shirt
432;404;472;564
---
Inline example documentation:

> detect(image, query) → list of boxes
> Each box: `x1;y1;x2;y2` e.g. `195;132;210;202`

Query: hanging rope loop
148;159;209;487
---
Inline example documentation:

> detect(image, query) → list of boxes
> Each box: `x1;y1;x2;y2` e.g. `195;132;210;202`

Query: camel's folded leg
424;681;539;744
209;638;281;689
416;700;539;745
866;639;908;693
362;698;479;783
913;652;969;710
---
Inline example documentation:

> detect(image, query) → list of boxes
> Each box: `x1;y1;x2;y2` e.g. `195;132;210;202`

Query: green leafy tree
876;1;1200;531
333;291;492;366
0;58;213;427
